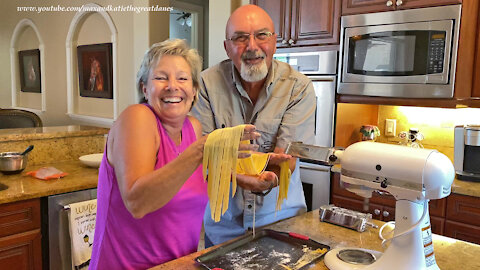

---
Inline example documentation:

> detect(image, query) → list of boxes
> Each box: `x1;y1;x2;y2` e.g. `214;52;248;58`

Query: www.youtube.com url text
17;5;173;14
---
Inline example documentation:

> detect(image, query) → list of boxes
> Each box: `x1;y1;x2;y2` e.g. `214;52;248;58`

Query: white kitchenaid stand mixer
323;142;455;270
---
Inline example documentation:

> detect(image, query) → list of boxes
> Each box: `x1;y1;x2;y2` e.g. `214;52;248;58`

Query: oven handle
307;75;336;81
299;162;331;172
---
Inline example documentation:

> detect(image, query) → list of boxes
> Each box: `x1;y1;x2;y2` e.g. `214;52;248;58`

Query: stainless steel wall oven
274;51;337;211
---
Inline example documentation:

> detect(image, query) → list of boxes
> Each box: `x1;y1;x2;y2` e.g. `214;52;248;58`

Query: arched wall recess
10;18;46;113
66;3;118;126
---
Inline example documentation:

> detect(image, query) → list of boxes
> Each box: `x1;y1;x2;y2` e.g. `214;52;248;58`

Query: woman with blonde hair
89;39;258;269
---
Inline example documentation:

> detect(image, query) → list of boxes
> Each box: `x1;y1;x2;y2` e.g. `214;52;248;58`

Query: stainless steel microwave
338;5;461;98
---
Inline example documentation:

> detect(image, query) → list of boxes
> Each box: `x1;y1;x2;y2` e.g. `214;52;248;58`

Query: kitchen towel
67;199;97;270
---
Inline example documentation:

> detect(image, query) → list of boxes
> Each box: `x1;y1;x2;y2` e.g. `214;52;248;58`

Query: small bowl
79;153;103;168
0;152;28;175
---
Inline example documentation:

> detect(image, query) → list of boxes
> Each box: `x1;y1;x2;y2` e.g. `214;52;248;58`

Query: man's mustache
241;51;266;60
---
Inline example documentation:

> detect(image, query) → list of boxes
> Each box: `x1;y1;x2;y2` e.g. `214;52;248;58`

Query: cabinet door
290;0;341;46
0;229;42;270
446;193;480;227
454;1;479;100
396;0;462;10
445;220;480;245
471;2;480;99
430;216;445;235
251;0;292;48
429;198;446;218
342;0;394;15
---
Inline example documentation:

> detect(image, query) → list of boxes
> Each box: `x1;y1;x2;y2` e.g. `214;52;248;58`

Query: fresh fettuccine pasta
203;125;245;222
203;127;292;222
236;151;270;175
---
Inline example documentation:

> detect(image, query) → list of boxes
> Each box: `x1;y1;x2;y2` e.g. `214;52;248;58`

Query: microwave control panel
427;31;446;74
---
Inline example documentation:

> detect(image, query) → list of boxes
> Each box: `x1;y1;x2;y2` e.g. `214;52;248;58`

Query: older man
192;4;316;246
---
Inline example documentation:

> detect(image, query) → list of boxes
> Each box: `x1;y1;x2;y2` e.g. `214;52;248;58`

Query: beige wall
207;0;249;67
1;0;245;127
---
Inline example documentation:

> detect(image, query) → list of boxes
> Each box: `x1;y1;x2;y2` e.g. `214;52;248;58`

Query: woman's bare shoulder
110;104;157;136
116;104;154;124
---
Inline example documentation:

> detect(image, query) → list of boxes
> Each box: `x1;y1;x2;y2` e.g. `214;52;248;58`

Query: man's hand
268;152;292;165
236;171;277;192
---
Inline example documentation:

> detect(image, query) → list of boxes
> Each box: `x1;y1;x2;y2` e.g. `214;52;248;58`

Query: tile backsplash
336;104;480;162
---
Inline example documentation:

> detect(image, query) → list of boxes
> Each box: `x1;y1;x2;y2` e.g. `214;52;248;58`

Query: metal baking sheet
195;229;330;270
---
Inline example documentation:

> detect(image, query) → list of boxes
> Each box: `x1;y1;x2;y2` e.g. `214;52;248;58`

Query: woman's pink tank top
89;104;207;269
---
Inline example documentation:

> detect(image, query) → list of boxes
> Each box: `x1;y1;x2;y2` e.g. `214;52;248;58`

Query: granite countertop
0;125;109;142
331;164;480;197
0;160;99;204
152;210;480;270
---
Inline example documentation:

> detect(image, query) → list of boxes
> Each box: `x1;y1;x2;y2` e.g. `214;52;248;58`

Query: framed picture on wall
77;43;113;99
18;49;41;93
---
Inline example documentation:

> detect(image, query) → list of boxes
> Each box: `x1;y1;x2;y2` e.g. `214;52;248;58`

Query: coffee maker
454;125;480;181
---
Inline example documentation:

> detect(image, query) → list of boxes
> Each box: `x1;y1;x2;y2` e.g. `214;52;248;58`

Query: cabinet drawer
445;220;480;245
0;199;40;238
446;193;480;227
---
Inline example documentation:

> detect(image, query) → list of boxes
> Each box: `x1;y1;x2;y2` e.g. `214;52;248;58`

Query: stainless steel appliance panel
337;5;461;98
311;76;336;148
274;50;337;211
454;125;480;181
299;162;331;210
274;51;337;75
343;20;453;84
47;189;97;270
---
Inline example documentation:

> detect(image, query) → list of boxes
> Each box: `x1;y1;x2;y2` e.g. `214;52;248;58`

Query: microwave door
342;20;452;85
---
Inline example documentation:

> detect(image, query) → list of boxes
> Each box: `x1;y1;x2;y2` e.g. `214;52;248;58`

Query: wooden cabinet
331;173;446;234
453;0;480;106
0;199;42;269
444;193;480;244
252;0;341;49
342;0;461;15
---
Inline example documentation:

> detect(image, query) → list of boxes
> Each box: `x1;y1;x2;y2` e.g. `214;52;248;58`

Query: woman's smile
161;96;184;104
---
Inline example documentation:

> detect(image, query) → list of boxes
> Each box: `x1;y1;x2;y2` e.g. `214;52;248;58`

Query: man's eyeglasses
226;31;275;45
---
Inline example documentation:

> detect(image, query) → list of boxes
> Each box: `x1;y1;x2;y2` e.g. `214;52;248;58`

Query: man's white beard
240;59;268;82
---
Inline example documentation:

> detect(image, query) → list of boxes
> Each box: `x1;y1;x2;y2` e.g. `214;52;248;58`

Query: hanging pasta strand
203;125;245;222
276;161;291;211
